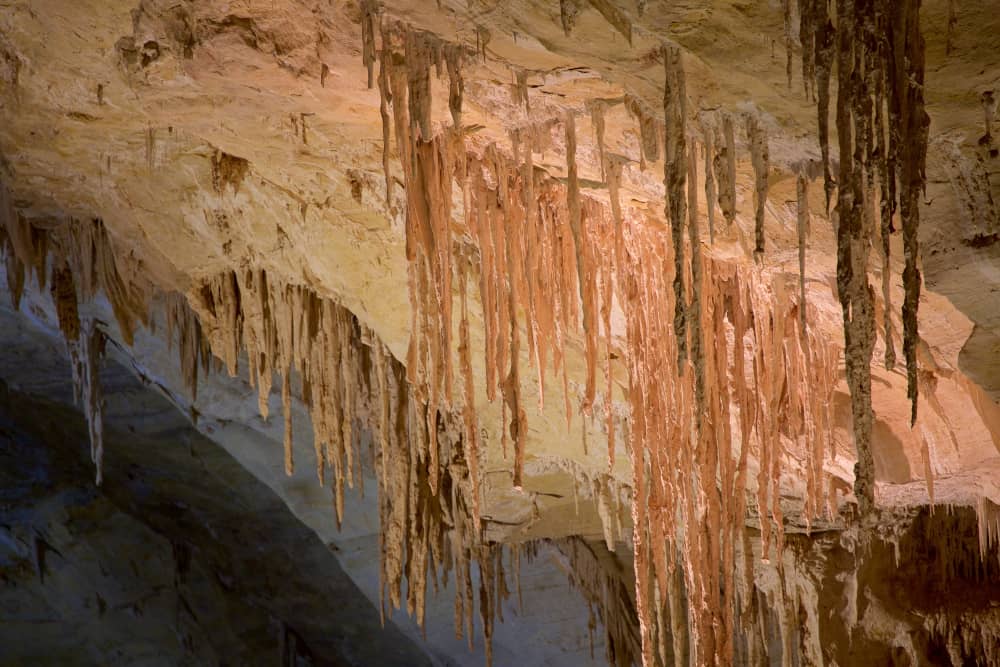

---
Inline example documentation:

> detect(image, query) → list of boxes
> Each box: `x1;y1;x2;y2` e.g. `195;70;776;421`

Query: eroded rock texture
2;0;1000;665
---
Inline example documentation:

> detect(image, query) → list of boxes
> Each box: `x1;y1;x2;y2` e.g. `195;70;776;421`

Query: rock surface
0;0;999;665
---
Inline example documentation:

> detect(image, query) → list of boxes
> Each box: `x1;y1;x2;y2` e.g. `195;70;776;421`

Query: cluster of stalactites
623;210;840;666
363;6;483;501
372;12;613;491
800;0;929;514
357;17;851;665
165;292;214;404
188;267;508;661
0;207;147;346
191;268;367;513
1;196;149;484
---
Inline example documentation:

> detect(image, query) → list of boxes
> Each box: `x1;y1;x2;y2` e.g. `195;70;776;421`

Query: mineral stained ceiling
1;0;1000;665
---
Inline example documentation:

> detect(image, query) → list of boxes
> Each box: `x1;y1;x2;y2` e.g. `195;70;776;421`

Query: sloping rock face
1;1;999;665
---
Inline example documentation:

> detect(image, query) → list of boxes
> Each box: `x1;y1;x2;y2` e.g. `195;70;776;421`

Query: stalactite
340;17;948;667
783;0;794;89
808;1;836;211
446;45;464;127
687;140;704;426
559;0;582;36
458;251;481;527
502;166;527;488
52;264;81;343
0;210;150;485
663;45;687;372
834;0;877;516
625;95;660;165
513;69;529;112
701;117;717;244
51;258;104;482
589;100;607;181
713;113;737;228
887;0;929;427
190;262;501;658
599;210;615;472
746;113;769;260
361;0;378;88
404;30;434;142
876;50;897;372
565;112;598;417
799;0;816;100
377;22;394;203
474;26;490;63
795;0;929;511
68;318;107;485
797;172;809;334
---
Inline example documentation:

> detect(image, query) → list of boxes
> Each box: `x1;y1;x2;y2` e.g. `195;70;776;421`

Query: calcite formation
1;0;1000;665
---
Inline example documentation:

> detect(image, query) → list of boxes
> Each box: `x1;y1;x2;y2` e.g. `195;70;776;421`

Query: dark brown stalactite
663;45;687;372
874;20;897;371
795;0;930;511
799;0;816;100
783;0;794;89
813;5;836;211
886;0;929;427
746;114;769;260
834;0;876;516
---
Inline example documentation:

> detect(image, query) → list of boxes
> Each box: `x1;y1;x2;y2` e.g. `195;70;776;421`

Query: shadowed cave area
2;0;1000;665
